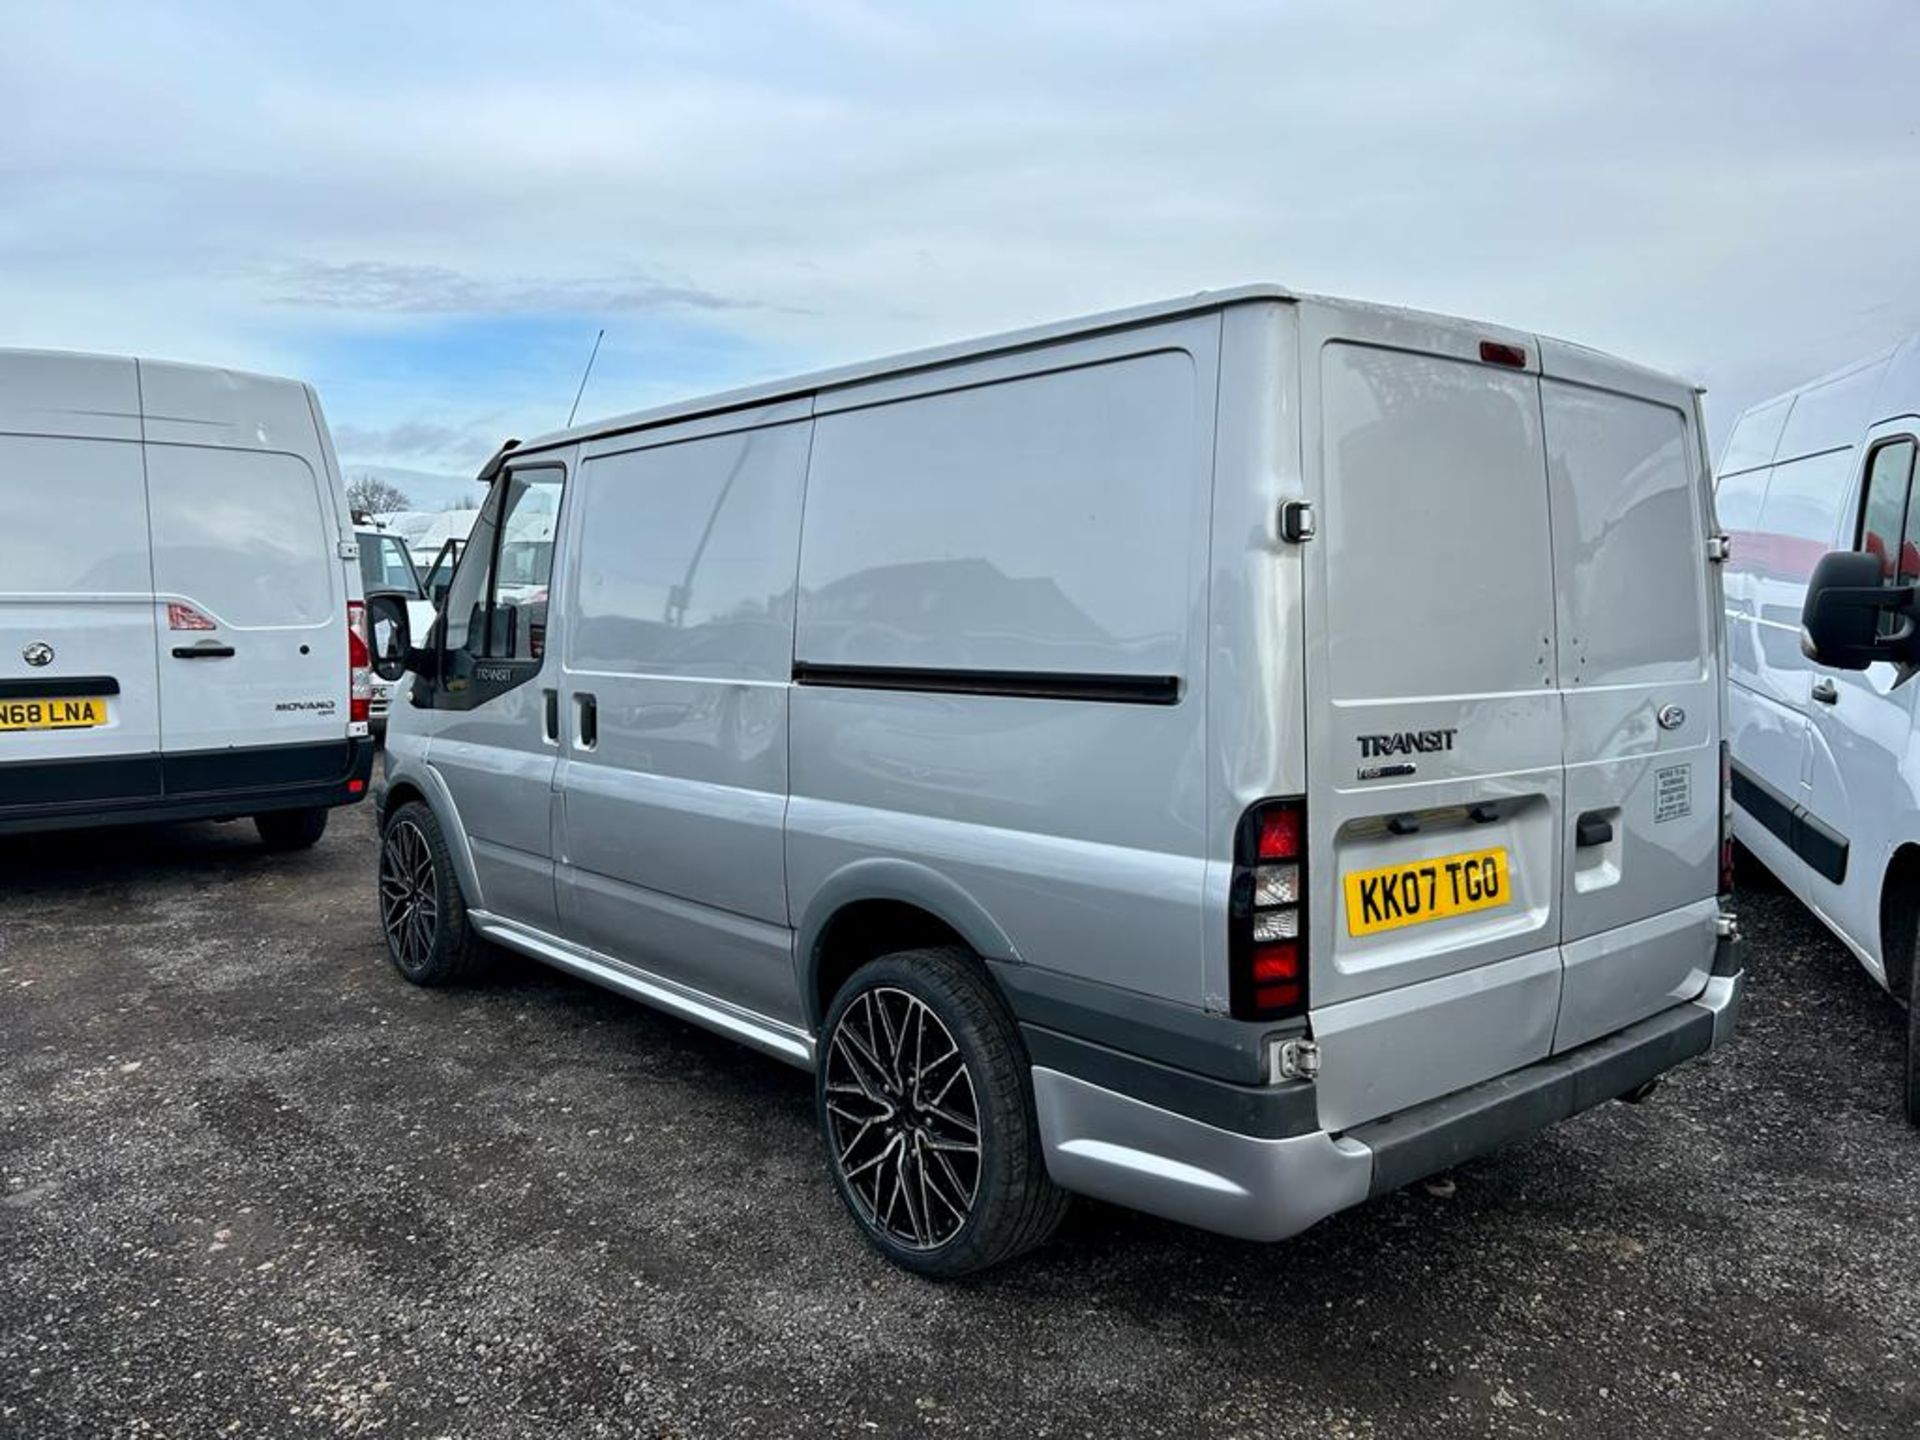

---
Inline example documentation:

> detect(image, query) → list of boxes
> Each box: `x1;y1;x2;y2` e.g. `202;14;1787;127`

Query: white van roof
0;347;325;455
1719;335;1920;477
510;284;1700;461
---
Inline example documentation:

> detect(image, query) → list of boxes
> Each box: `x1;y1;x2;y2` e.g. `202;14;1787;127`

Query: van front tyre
378;800;488;986
254;807;328;851
817;947;1069;1277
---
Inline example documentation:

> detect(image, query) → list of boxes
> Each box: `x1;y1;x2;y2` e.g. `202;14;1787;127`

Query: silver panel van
369;287;1744;1275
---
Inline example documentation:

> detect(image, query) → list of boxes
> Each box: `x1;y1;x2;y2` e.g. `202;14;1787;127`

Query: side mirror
1800;549;1916;671
367;593;414;682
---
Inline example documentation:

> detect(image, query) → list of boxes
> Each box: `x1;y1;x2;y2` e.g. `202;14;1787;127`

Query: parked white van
1720;337;1920;1121
370;287;1744;1274
0;349;374;847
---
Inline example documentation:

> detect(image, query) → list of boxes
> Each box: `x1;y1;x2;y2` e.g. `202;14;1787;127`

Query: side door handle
1811;678;1839;705
574;691;598;750
171;642;236;659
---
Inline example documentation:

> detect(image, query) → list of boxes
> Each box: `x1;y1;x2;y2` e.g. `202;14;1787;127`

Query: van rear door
1299;308;1566;1131
0;353;165;816
140;366;349;771
1538;345;1721;1052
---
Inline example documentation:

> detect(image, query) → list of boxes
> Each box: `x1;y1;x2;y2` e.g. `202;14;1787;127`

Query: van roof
0;347;321;453
1719;335;1920;476
510;284;1699;462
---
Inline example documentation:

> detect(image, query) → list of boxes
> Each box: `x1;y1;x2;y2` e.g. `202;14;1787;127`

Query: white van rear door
1300;308;1565;1130
0;352;164;810
1539;352;1721;1051
146;443;346;754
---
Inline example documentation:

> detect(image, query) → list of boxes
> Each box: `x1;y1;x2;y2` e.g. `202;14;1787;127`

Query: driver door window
441;467;565;692
1857;439;1917;636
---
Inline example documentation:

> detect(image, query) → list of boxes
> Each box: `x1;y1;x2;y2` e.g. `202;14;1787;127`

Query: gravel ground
2;800;1916;1439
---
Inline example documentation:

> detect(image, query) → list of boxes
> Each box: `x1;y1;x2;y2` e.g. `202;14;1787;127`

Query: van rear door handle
542;688;559;742
1576;815;1614;848
171;642;235;659
1811;678;1839;704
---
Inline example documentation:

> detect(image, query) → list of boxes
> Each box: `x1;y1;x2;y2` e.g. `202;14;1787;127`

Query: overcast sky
6;1;1918;497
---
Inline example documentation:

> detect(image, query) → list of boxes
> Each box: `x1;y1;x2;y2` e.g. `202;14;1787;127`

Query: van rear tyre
378;800;489;986
1905;999;1920;1128
254;806;328;851
817;947;1069;1278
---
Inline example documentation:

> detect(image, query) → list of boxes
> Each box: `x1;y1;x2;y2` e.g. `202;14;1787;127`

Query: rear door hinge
1269;1037;1321;1083
1707;533;1732;563
338;538;360;560
1279;500;1316;544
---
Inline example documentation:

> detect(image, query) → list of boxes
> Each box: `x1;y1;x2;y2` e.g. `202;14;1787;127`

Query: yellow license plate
0;696;108;732
1345;846;1511;937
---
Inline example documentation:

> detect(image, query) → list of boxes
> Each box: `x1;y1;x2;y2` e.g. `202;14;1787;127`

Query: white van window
1753;449;1851;566
568;423;807;680
358;533;423;597
1713;465;1768;535
0;434;151;593
1858;439;1916;584
146;445;332;626
443;467;562;663
797;352;1196;675
1720;395;1794;476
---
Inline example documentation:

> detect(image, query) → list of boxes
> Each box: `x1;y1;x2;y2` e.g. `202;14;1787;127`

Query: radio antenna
566;327;605;428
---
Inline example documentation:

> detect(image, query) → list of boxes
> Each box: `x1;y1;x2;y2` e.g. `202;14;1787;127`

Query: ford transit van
0;349;374;847
370;287;1743;1274
1722;337;1920;1121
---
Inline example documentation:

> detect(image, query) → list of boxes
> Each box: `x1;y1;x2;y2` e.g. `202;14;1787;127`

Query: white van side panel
786;316;1219;1006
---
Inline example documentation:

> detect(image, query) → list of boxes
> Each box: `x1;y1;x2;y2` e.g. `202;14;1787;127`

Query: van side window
442;467;564;668
1857;440;1915;583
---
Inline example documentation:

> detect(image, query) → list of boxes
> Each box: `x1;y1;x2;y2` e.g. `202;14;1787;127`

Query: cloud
330;418;496;462
269;260;757;316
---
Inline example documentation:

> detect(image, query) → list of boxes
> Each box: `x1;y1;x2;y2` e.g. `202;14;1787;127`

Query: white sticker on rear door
1654;764;1691;823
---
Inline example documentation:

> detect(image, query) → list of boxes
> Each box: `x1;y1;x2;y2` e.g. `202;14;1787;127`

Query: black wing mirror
367;593;424;683
1800;549;1917;672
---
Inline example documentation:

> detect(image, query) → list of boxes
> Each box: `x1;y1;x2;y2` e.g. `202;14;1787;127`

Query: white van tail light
347;600;371;726
167;601;217;631
1231;799;1308;1020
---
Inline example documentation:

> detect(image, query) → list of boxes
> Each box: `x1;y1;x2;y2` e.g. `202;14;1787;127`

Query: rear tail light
1719;739;1735;895
1232;798;1309;1020
167;601;217;631
348;600;371;726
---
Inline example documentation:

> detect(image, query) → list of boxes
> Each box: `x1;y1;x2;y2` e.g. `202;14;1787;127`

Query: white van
370;287;1743;1274
353;524;437;734
0;349;374;847
1719;336;1920;1120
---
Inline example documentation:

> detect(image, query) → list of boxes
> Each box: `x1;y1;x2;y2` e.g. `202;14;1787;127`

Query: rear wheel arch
1880;844;1920;1004
800;865;1020;1031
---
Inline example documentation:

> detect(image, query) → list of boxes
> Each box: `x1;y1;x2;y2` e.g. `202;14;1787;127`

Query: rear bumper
1032;945;1744;1243
0;737;374;836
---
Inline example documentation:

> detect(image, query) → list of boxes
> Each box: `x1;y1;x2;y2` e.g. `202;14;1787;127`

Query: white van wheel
254;807;328;851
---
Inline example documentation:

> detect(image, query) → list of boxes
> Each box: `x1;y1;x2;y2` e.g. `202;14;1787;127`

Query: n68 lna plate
1344;845;1511;937
0;696;108;732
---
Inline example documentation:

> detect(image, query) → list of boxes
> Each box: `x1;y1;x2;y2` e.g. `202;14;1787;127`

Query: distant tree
347;474;411;516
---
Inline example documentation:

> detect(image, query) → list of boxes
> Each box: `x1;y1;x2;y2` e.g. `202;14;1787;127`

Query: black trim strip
791;662;1180;705
0;675;122;700
1022;1024;1319;1139
1730;758;1849;884
1;738;372;821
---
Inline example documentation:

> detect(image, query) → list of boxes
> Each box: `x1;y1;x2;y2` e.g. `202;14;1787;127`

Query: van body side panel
787;317;1219;1008
554;416;810;1026
1202;302;1307;1011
